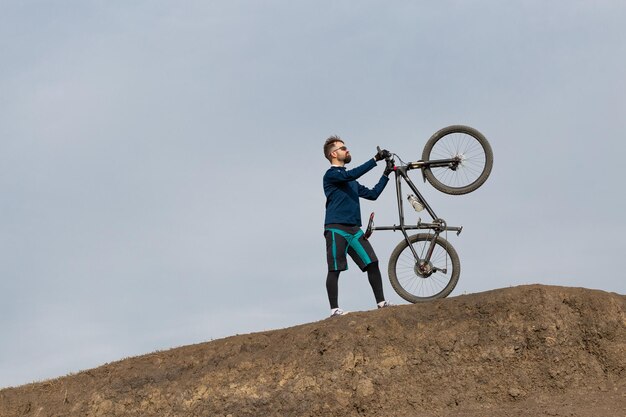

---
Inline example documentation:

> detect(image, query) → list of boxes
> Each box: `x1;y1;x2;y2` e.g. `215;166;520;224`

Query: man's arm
324;158;377;184
358;175;389;200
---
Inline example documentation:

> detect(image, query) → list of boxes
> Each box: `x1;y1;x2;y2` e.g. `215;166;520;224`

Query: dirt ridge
1;284;625;417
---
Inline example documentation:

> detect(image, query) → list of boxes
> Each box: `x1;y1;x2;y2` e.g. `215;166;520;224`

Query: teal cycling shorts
324;224;378;272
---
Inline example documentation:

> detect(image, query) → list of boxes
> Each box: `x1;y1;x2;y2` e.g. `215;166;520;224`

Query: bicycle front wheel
422;125;493;195
388;233;460;303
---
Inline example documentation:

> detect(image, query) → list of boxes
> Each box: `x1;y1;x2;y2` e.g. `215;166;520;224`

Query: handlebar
377;146;423;171
377;146;452;172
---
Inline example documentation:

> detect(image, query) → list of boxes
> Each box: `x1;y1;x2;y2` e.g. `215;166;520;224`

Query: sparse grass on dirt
1;285;624;417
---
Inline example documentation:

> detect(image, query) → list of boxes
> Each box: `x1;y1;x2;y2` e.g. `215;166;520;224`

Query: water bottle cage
407;194;424;212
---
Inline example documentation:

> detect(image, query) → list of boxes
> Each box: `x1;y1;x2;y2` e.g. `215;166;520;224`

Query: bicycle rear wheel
388;233;460;303
422;125;493;195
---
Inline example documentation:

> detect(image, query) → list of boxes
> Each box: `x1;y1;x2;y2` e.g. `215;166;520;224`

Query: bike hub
449;154;465;171
414;260;434;278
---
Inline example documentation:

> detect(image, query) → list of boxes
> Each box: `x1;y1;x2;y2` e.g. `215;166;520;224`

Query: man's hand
375;148;391;161
384;158;395;176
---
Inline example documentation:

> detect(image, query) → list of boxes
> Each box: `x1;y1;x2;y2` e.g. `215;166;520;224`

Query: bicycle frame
372;163;463;266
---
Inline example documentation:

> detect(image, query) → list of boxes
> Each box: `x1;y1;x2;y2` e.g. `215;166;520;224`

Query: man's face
331;142;351;164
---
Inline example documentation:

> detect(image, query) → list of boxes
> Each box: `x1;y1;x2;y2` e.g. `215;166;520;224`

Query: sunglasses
330;145;348;154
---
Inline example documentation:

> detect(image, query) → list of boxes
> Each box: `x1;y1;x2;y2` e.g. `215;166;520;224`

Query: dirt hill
1;285;625;417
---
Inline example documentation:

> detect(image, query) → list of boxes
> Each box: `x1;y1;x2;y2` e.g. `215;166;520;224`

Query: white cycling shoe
330;308;349;317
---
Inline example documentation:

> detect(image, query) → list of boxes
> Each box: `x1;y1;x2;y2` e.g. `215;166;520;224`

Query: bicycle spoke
393;237;454;298
428;131;487;189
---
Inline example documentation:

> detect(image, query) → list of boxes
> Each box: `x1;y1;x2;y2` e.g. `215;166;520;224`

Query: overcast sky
2;1;625;388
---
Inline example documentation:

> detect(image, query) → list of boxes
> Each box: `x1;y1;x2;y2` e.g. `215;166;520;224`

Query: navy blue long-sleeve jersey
323;158;389;226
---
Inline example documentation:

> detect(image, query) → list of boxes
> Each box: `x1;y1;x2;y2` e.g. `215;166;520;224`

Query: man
322;135;394;317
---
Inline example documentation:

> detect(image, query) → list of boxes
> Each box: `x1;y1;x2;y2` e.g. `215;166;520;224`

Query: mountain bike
365;125;493;303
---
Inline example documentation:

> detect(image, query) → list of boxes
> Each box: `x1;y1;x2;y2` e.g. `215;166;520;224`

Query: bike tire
421;125;493;195
388;233;460;303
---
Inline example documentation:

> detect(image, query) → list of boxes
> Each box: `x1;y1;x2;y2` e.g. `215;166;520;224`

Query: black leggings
326;262;385;309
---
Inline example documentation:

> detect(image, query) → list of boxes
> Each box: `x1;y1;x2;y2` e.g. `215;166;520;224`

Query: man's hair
324;135;344;162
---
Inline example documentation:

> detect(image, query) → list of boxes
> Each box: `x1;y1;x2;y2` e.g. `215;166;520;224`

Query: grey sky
2;1;625;388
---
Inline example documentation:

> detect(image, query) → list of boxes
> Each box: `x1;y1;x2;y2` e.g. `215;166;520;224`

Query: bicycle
365;125;493;303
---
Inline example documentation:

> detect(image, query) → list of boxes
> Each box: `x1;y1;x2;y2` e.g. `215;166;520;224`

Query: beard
344;154;352;164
